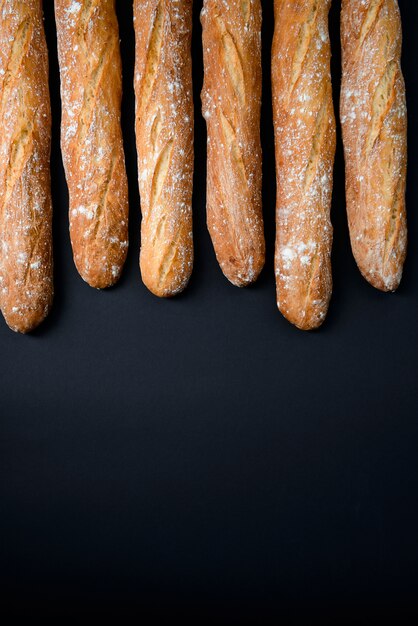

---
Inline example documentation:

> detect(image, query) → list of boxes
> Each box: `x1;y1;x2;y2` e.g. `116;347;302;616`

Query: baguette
55;0;129;289
134;0;193;297
0;0;53;333
340;0;407;291
201;0;265;287
272;0;336;330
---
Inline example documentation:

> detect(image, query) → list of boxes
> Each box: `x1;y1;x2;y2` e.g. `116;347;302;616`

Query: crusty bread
201;0;265;287
0;0;53;333
272;0;336;330
134;0;194;298
55;0;129;289
340;0;407;292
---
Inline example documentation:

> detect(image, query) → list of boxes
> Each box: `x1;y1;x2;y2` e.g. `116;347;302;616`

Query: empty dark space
1;1;417;622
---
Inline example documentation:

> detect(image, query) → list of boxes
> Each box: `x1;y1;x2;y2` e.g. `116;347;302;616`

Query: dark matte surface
1;1;417;622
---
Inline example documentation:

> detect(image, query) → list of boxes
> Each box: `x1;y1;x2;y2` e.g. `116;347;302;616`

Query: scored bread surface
340;0;407;291
0;0;53;333
134;0;194;298
272;0;336;330
55;0;129;289
201;0;265;287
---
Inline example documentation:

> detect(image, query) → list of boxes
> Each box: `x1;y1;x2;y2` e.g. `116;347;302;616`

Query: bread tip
361;270;402;293
221;253;265;288
75;258;123;290
3;301;52;335
141;265;191;299
277;301;327;332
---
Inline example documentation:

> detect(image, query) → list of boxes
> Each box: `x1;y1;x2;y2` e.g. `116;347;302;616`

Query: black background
1;1;417;622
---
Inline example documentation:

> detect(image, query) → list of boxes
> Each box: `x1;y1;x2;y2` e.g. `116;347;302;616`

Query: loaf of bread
134;0;193;297
201;0;265;287
0;0;53;333
340;0;407;291
272;0;336;331
55;0;129;289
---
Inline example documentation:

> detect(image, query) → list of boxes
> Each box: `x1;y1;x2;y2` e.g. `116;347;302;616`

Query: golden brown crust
0;0;53;333
201;0;265;287
272;0;336;330
134;0;194;298
340;0;407;292
55;0;129;289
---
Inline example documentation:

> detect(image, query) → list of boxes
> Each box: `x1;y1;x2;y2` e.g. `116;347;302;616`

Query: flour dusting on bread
55;0;129;289
0;0;53;333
